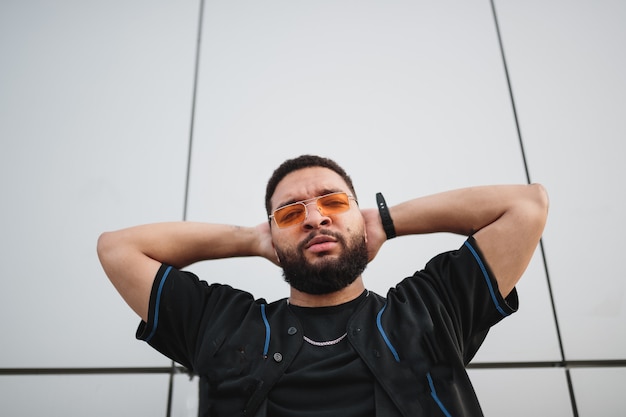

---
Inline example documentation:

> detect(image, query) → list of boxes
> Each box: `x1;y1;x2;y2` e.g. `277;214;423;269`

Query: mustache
298;229;345;251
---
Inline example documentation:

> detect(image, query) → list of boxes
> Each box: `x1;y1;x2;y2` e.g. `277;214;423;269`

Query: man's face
269;167;368;294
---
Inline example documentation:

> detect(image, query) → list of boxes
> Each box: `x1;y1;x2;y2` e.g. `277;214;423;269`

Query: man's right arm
97;222;276;322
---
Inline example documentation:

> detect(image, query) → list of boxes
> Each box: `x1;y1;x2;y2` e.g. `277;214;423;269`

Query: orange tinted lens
273;203;306;227
318;193;350;215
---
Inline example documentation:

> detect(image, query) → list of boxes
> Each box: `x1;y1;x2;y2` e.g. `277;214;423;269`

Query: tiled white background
1;0;623;415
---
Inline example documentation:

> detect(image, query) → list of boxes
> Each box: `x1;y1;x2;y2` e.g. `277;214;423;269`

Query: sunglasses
270;192;357;228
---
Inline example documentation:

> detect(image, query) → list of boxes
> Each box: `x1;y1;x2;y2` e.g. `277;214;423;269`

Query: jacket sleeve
136;263;256;371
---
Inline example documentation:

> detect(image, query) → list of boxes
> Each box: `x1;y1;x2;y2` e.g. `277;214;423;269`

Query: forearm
389;184;547;237
97;222;262;269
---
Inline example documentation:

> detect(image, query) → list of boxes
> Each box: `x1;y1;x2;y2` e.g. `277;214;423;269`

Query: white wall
1;0;624;415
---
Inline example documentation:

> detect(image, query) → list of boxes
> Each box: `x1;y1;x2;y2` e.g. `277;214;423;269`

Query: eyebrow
275;188;344;210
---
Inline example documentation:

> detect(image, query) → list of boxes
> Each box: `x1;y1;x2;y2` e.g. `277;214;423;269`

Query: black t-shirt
267;291;374;416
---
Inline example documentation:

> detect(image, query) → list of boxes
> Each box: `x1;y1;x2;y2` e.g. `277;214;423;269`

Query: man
97;154;548;416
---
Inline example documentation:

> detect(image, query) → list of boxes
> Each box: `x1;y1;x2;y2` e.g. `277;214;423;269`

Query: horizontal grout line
468;359;626;369
1;360;625;376
0;367;190;376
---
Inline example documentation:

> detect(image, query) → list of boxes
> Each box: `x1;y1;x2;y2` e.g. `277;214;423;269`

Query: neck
288;276;366;307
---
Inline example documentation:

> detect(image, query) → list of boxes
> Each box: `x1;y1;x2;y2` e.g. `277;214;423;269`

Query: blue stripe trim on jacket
427;372;453;417
260;304;270;357
145;265;172;342
376;303;400;362
464;240;509;317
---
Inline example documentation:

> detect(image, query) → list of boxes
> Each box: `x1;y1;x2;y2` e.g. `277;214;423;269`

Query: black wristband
376;192;396;240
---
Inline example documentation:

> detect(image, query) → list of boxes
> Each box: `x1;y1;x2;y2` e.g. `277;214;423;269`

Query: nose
302;202;331;229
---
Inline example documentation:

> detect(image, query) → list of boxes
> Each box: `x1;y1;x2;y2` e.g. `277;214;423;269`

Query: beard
275;229;369;295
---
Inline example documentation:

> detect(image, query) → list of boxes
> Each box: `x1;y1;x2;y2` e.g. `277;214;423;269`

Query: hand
254;221;280;266
361;208;387;262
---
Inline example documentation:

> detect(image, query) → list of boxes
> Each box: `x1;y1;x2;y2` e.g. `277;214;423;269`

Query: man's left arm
364;184;549;297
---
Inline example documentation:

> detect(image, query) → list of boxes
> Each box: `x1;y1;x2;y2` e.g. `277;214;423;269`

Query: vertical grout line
167;1;206;417
489;0;530;185
182;0;206;223
488;1;579;416
538;242;580;417
165;361;176;417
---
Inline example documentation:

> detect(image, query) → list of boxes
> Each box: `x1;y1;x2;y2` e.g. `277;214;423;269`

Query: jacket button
287;326;297;335
273;352;283;362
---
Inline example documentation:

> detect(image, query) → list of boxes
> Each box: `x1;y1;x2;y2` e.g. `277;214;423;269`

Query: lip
304;234;339;253
305;235;337;249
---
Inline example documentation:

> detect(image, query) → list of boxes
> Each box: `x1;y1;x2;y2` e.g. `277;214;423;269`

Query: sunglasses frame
269;191;357;228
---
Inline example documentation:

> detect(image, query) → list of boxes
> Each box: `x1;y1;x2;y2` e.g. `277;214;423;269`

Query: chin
302;249;338;262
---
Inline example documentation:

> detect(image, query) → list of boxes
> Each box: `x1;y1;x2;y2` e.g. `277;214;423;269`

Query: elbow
531;183;549;214
97;231;119;272
528;183;550;230
96;231;111;260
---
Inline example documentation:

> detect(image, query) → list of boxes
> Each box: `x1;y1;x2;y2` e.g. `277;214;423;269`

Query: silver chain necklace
289;290;368;347
303;332;348;347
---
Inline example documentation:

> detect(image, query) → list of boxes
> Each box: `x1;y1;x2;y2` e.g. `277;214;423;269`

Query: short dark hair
265;155;356;215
